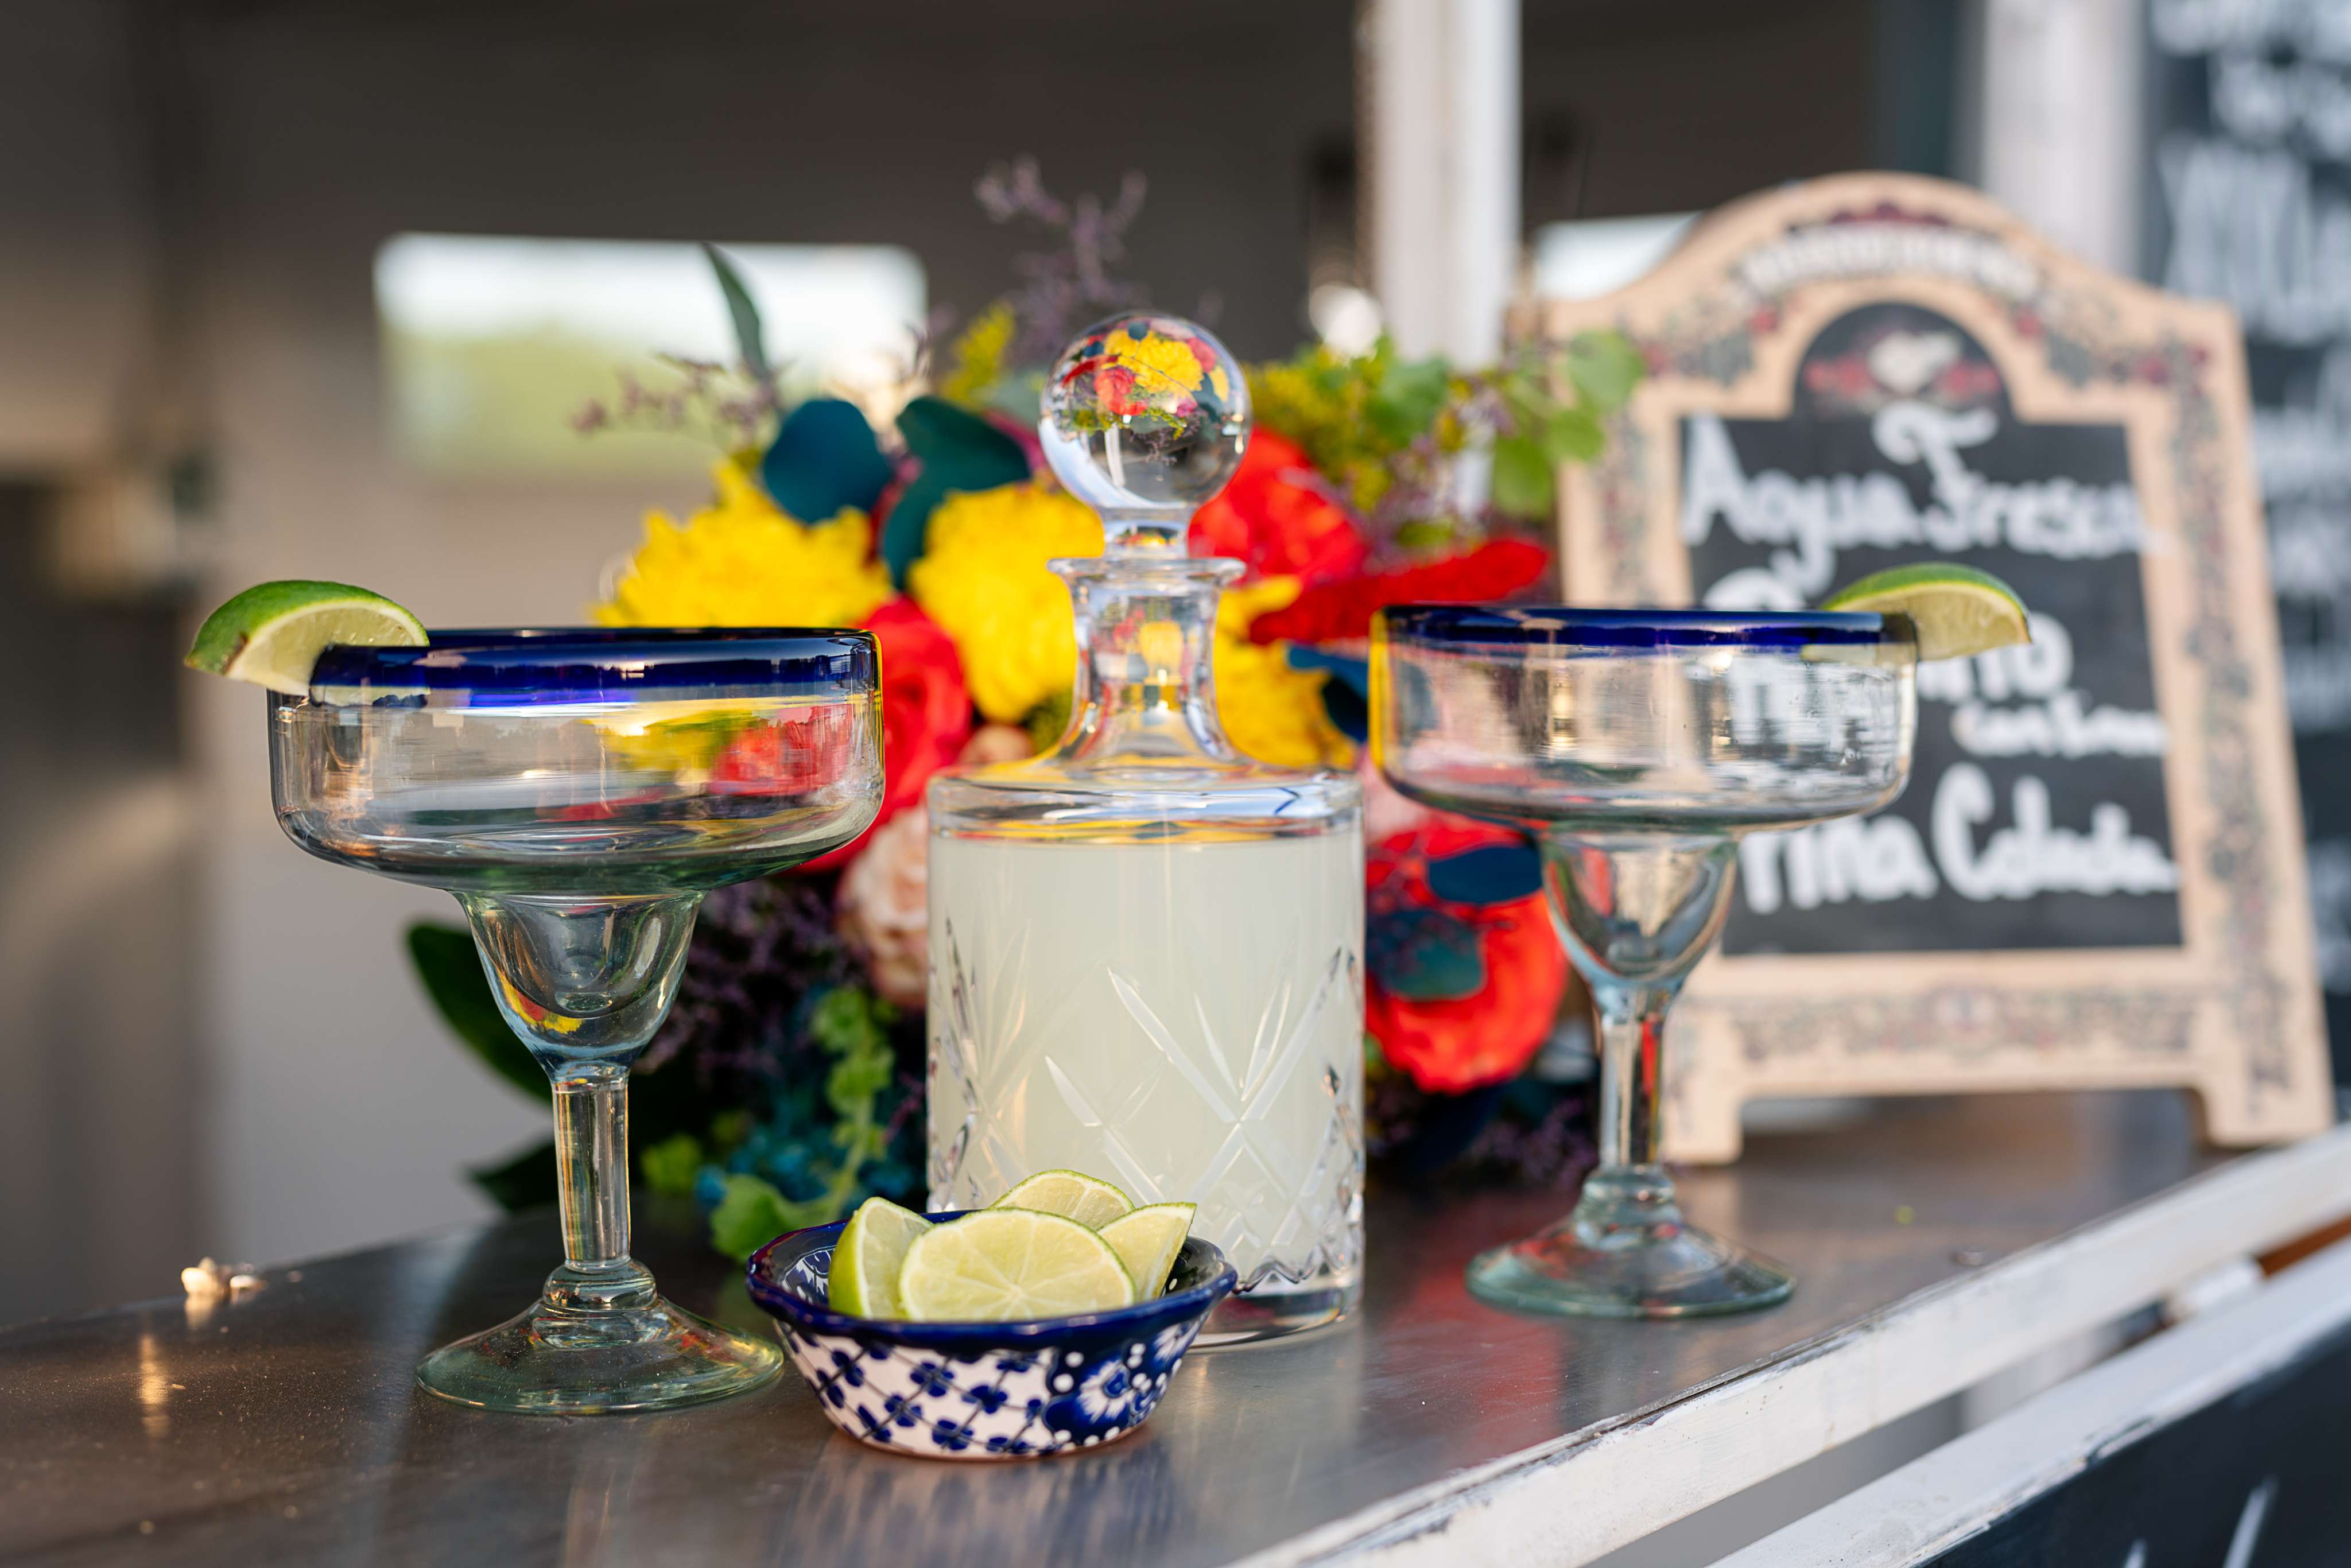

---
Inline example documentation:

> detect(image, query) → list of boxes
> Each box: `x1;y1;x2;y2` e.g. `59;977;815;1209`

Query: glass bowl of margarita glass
1371;607;1917;1317
270;627;882;1411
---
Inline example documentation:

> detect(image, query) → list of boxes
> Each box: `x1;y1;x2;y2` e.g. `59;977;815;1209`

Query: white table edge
1709;1231;2351;1566
1234;1120;2351;1568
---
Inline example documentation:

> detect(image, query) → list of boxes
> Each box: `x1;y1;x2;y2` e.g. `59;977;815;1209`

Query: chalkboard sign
1921;1321;2351;1568
2151;2;2351;1088
1538;173;2331;1161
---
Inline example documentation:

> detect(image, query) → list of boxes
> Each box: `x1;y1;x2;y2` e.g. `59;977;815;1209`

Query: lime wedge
827;1196;933;1318
1096;1202;1194;1297
185;580;426;695
1820;563;2030;662
897;1209;1138;1322
992;1169;1134;1229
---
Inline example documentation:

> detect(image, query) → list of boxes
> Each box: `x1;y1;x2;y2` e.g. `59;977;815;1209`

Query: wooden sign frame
1535;173;2333;1161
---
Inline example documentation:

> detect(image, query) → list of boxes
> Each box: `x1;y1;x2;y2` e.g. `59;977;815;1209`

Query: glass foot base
1466;1220;1793;1319
417;1294;783;1414
1196;1278;1360;1347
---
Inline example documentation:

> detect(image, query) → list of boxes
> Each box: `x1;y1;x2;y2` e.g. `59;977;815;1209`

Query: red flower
1188;430;1370;585
1364;818;1568;1095
802;597;971;872
1245;537;1550;646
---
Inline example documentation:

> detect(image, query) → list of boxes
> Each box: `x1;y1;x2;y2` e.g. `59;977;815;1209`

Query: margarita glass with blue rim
1371;607;1917;1317
270;627;883;1411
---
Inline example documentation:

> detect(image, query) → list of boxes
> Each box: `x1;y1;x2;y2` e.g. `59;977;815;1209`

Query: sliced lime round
991;1169;1135;1229
185;580;427;695
897;1209;1138;1322
1096;1202;1195;1298
827;1196;933;1318
1820;562;2030;662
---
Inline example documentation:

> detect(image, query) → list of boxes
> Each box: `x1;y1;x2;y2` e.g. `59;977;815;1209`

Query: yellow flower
1109;326;1204;398
596;459;893;629
909;483;1103;723
939;301;1016;410
1215;578;1356;769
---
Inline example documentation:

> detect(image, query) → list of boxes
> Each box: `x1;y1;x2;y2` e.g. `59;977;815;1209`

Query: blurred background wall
0;0;2137;1325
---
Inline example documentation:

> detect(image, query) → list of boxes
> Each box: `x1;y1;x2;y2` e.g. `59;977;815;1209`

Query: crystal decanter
926;313;1365;1344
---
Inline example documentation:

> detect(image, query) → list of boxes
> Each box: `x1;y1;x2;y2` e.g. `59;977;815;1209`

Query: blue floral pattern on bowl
747;1213;1236;1461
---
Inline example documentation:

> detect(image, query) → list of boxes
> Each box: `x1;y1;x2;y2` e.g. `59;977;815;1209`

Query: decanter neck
1048;553;1244;767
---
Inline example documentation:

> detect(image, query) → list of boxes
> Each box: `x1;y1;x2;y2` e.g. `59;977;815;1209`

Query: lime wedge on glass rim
991;1169;1135;1229
827;1196;933;1318
897;1208;1138;1322
184;579;426;695
1096;1202;1196;1298
1819;562;2031;662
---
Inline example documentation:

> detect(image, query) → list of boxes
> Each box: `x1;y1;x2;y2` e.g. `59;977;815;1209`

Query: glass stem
545;1068;654;1313
1575;988;1688;1248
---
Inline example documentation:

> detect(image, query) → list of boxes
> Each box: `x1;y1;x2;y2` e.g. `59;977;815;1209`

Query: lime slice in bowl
992;1169;1135;1229
184;580;426;695
898;1209;1138;1322
1096;1202;1195;1298
827;1196;933;1318
1820;562;2030;662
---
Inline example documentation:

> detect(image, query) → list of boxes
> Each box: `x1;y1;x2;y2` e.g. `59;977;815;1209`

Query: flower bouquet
410;164;1640;1256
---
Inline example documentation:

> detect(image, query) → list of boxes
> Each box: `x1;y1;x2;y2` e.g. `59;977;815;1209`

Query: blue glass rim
746;1215;1238;1346
305;627;878;704
1379;605;1901;649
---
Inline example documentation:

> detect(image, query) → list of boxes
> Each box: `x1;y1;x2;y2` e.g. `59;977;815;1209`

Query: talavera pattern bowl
747;1213;1236;1460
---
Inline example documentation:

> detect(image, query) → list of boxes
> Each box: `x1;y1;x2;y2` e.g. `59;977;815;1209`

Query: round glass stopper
1039;312;1251;548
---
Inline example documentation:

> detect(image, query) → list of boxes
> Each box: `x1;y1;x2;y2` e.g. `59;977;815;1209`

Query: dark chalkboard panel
1683;302;2186;958
2151;7;2351;1085
1922;1319;2351;1568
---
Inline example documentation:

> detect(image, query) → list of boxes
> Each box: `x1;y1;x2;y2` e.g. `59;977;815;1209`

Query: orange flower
1365;818;1566;1094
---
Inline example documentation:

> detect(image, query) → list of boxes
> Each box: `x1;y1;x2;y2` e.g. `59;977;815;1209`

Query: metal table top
0;1091;2311;1567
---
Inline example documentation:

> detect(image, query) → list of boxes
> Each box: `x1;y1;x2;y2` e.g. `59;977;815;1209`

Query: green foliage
639;1132;705;1198
1365;353;1452;447
882;396;1033;584
709;1173;798;1260
703;984;906;1259
1564;329;1645;413
1249;328;1643;538
407;923;545;1101
703;243;772;385
761;398;895;523
1489;435;1555;521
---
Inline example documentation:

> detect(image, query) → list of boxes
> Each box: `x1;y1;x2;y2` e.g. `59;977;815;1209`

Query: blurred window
374;234;925;478
1532;214;1697;301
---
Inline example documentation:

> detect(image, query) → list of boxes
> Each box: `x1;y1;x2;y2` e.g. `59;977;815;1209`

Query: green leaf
703;242;771;385
882;395;1033;584
762;397;894;522
1490;435;1556;521
639;1132;704;1198
470;1139;558;1213
1368;354;1450;445
709;1173;796;1261
1541;404;1605;465
407;923;545;1101
1564;329;1643;413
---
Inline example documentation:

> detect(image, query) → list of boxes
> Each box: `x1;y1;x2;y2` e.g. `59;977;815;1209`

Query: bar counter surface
7;1091;2350;1568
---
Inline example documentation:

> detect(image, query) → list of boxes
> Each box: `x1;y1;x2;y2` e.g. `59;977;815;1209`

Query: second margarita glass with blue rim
1371;607;1917;1317
270;627;883;1412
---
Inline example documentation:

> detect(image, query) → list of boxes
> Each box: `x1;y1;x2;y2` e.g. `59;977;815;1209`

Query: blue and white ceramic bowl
747;1214;1236;1460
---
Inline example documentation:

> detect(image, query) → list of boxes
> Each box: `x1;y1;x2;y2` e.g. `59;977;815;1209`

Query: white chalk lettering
1683;406;2146;601
1931;764;2181;901
1740;817;1941;915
